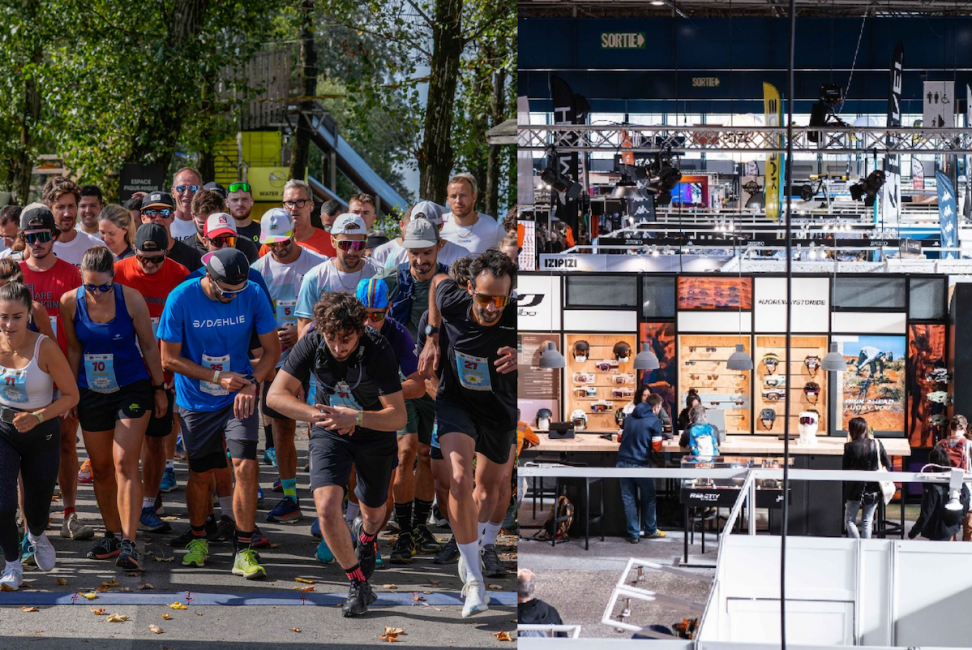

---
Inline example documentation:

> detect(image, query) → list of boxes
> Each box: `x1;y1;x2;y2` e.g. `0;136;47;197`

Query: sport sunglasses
23;231;53;244
336;240;366;252
210;277;249;298
472;292;511;308
135;251;166;265
265;238;292;249
228;182;251;193
175;185;199;194
142;208;172;219
84;282;113;293
211;235;237;248
365;310;387;322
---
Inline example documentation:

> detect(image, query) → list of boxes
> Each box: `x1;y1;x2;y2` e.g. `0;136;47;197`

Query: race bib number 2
456;351;491;391
201;353;230;396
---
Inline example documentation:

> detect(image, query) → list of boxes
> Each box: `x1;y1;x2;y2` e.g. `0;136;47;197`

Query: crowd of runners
0;169;519;619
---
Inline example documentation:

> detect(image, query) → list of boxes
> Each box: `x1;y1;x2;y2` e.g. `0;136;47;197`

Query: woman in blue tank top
60;247;166;572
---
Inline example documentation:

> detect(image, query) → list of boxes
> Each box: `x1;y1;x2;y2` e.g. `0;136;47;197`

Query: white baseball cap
330;213;367;236
410;200;444;225
204;212;237;238
260;208;294;244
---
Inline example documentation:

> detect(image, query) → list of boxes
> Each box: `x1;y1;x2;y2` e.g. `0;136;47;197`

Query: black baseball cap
134;223;168;253
141;192;175;210
20;203;56;232
206;248;249;285
203;182;227;198
366;232;390;250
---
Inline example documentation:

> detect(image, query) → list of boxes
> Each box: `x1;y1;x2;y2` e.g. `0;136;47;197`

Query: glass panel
566;275;637;307
834;277;905;309
643;277;676;318
909;277;945;320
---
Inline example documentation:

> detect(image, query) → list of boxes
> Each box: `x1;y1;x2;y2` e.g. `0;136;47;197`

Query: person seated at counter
677;404;725;452
676;390;702;432
617;393;670;543
622;383;672;431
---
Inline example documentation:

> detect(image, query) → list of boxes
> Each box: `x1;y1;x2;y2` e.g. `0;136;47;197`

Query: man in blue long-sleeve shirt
616;393;671;543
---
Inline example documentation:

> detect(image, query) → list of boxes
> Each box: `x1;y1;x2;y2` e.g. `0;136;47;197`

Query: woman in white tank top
0;282;79;590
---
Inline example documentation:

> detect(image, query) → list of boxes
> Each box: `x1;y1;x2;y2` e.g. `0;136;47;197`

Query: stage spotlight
849;170;886;207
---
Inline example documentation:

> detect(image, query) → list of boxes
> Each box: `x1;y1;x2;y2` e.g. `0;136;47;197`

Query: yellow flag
763;83;782;221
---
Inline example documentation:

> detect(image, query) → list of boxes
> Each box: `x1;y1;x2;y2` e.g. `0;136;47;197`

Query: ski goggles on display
763;374;786;388
591;401;615;413
799;410;820;426
573;373;595;384
762;390;784;401
574;386;598;398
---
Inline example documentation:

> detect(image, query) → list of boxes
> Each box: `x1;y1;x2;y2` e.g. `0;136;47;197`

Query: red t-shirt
114;256;189;383
20;258;82;356
259;227;335;259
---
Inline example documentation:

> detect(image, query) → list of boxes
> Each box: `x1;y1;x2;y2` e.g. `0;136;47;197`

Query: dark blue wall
520;17;972;115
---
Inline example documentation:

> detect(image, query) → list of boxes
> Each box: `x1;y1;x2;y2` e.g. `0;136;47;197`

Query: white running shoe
461;577;490;618
28;532;56;572
0;561;23;590
60;513;94;540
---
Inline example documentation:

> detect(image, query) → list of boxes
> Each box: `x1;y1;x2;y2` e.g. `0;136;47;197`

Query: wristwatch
355;411;364;426
152;383;166;392
243;374;257;387
425;324;440;337
33;411;44;424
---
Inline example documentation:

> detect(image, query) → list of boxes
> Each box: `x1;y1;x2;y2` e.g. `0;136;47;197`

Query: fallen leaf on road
126;572;139;577
0;584;14;592
195;612;203;616
89;608;106;615
384;627;405;635
106;613;128;623
493;631;514;641
383;584;398;589
21;606;38;612
56;578;67;586
380;626;406;642
269;544;279;549
154;556;174;563
102;580;120;587
290;628;301;633
488;584;503;590
413;594;425;601
168;602;187;610
95;585;111;592
160;516;178;521
149;624;163;634
422;590;432;595
117;588;132;593
21;582;34;589
294;586;314;592
138;584;153;590
81;592;97;600
428;579;441;585
294;577;315;584
160;613;172;620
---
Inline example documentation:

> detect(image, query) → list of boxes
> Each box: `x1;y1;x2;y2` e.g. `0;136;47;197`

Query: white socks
481;521;503;547
219;497;234;517
458;541;484;582
166;460;174;469
345;502;360;523
143;497;155;509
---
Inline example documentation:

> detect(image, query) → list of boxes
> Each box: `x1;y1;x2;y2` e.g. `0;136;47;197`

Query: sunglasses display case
753;335;829;435
678;335;751;434
564;333;637;432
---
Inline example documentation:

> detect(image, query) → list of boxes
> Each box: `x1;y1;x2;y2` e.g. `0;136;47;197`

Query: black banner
118;164;164;202
550;75;584;234
885;41;903;174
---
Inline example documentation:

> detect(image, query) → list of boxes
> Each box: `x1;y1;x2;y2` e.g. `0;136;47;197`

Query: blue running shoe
311;517;322;539
257;485;265;505
263;448;277;467
20;533;34;566
160;466;177;493
266;496;303;524
316;538;334;564
175;434;185;454
272;478;282;492
138;506;172;533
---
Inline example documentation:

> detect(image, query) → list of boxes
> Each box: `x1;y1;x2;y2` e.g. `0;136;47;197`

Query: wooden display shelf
755;335;828;434
679;335;751;434
565;333;637;430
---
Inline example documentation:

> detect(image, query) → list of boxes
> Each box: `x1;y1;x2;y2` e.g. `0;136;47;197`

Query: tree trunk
469;44;492;215
125;0;209;171
419;0;463;203
11;0;42;204
289;0;318;183
485;58;507;220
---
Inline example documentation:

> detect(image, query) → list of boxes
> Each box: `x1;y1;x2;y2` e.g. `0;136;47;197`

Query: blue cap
356;278;389;309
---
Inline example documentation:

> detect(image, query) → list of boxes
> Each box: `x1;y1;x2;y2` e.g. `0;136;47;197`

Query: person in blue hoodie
617;393;671;543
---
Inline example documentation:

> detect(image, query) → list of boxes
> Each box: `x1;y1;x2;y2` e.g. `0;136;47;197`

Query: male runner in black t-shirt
266;292;406;617
418;248;517;618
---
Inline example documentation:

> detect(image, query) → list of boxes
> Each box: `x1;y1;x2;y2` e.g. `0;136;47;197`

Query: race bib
84;353;119;393
0;367;28;404
201;352;230;396
275;300;297;328
456;351;491;391
330;380;363;410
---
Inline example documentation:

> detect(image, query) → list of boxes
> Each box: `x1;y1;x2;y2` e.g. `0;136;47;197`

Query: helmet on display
762;353;780;374
804;355;821;378
570;409;588;431
613;342;632;363
803;381;821;403
758;408;777;431
536;408;553;432
573;340;591;362
615;409;627;427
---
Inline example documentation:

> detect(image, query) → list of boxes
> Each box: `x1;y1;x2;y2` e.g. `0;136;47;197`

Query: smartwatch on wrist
33;411;44;424
243;374;256;387
355;411;364;426
152;384;166;392
425;324;439;337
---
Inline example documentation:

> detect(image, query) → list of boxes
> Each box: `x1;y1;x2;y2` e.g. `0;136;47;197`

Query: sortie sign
601;32;646;49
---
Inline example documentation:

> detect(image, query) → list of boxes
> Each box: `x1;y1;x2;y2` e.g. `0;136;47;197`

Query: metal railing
517;625;584;639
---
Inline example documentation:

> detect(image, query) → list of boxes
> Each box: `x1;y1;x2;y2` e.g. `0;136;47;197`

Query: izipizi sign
601;32;645;49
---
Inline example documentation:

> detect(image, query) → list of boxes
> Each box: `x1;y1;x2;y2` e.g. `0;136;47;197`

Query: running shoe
86;535;121;560
461;577;490;618
645;529;668;540
154;492;164;515
116;539;140;570
433;535;459;564
316;538;334;564
352;516;377;579
26;532;56;572
266;496;303;524
182;538;209;567
430;503;449;527
20;534;34;566
61;512;95;540
160;466;177;492
77;458;93;484
139;506;172;533
251;525;271;549
0;562;23;590
263;447;277;467
384;519;400;533
310;517;322;539
390;531;415;564
170;515;217;547
413;524;442;553
271;478;282;492
375;547;384;569
232;548;266;580
213;515;235;543
481;543;506;578
342;580;377;618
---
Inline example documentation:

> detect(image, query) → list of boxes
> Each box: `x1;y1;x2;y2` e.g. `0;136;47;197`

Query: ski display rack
518;125;972;155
